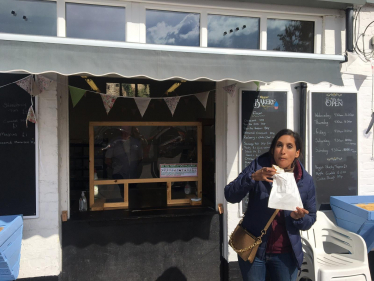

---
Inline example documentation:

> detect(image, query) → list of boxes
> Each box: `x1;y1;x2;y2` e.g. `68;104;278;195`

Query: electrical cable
353;6;374;62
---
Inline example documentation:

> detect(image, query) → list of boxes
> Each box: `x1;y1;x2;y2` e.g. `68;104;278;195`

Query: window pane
146;10;200;46
121;84;150;97
66;3;125;41
94;125;198;180
267;19;314;53
208;15;259;49
171;181;198;200
0;0;57;36
129;182;167;209
94;184;124;203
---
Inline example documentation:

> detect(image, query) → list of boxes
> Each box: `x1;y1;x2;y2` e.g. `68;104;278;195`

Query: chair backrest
302;211;355;255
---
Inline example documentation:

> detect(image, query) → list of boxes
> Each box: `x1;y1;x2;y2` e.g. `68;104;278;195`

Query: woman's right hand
251;167;276;183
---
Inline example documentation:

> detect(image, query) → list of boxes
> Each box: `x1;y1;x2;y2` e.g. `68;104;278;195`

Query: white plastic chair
297;210;372;281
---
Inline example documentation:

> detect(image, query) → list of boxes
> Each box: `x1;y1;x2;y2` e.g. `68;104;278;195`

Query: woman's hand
290;207;309;220
251;167;276;183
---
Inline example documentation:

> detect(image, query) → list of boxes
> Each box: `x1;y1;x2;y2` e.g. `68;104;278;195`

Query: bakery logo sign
254;96;279;109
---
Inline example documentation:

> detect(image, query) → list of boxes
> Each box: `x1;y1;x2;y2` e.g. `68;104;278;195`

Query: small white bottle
94;171;99;197
79;191;88;212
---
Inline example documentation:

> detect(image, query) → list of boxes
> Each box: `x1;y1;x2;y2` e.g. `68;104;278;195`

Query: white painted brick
20;74;61;278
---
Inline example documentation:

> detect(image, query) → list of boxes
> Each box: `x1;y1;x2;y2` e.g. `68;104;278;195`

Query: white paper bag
268;172;303;211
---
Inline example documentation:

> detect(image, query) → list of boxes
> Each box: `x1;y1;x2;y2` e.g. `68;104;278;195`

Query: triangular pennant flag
100;94;117;114
69;86;86;107
254;81;260;91
223;83;237;98
164;96;181;116
15;75;32;95
134;98;151;117
36;75;53;94
195;92;209;110
26;106;36;128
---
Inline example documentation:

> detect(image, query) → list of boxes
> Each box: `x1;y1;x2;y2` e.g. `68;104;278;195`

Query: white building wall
18;74;61;278
342;4;374;196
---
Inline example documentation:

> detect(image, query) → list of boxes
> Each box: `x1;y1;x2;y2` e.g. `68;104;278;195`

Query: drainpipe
296;82;308;167
346;7;354;53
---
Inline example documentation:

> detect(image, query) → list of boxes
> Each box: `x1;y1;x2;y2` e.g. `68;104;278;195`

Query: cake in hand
272;164;284;173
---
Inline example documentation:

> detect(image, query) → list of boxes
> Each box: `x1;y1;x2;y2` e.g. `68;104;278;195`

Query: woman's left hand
290;207;309;220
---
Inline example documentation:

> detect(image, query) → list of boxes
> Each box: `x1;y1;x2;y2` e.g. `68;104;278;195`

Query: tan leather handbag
229;209;279;262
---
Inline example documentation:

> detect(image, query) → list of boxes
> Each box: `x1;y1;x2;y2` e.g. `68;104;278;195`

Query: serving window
89;122;202;210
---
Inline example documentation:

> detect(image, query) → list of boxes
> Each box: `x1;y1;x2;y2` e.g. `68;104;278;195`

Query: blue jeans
238;253;298;281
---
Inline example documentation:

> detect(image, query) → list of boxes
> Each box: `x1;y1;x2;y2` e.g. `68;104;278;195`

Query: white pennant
15;75;32;95
134;98;151;117
100;94;117;114
223;83;237;98
195;92;209;110
36;75;53;95
26;105;37;128
164;96;181;116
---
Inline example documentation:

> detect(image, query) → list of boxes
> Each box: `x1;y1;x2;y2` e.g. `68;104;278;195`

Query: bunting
195;92;210;110
254;81;260;91
164;96;181;116
223;83;237;98
134;98;151;117
100;94;117;114
15;76;32;95
6;76;244;119
69;86;86;108
26;106;36;127
36;75;53;95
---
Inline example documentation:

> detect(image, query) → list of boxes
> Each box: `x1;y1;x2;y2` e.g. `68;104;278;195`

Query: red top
266;160;302;254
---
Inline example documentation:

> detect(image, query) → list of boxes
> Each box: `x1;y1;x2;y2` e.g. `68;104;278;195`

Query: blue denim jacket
224;152;316;269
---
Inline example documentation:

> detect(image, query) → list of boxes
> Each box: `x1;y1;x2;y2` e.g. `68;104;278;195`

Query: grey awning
0;38;344;86
200;0;367;9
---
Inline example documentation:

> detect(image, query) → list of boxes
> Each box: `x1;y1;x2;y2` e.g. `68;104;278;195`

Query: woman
224;129;316;281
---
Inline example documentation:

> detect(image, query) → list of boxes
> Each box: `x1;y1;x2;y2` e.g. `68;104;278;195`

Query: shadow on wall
61;213;221;281
62;213;217;247
156;267;187;281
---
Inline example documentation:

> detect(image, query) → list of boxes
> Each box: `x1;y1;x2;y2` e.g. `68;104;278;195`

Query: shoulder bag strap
264;209;280;232
258;209;279;239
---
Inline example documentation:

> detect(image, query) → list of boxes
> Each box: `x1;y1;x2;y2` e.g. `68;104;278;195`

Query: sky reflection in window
66;3;126;41
0;0;57;36
267;19;314;53
208;15;259;49
146;10;200;46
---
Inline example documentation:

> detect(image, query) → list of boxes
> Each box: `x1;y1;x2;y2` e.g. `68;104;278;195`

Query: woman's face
273;135;300;169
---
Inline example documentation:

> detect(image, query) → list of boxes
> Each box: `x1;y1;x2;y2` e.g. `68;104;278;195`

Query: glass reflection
171;181;198;200
0;0;57;36
122;84;150;97
146;10;200;46
267;19;314;53
66;3;126;41
94;126;198;180
94;184;124;203
208;15;259;49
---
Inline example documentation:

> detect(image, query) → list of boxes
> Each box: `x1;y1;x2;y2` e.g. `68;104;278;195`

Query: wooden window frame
89;121;202;211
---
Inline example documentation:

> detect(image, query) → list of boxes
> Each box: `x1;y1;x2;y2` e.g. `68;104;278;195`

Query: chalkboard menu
240;90;287;212
311;92;357;205
0;74;36;216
